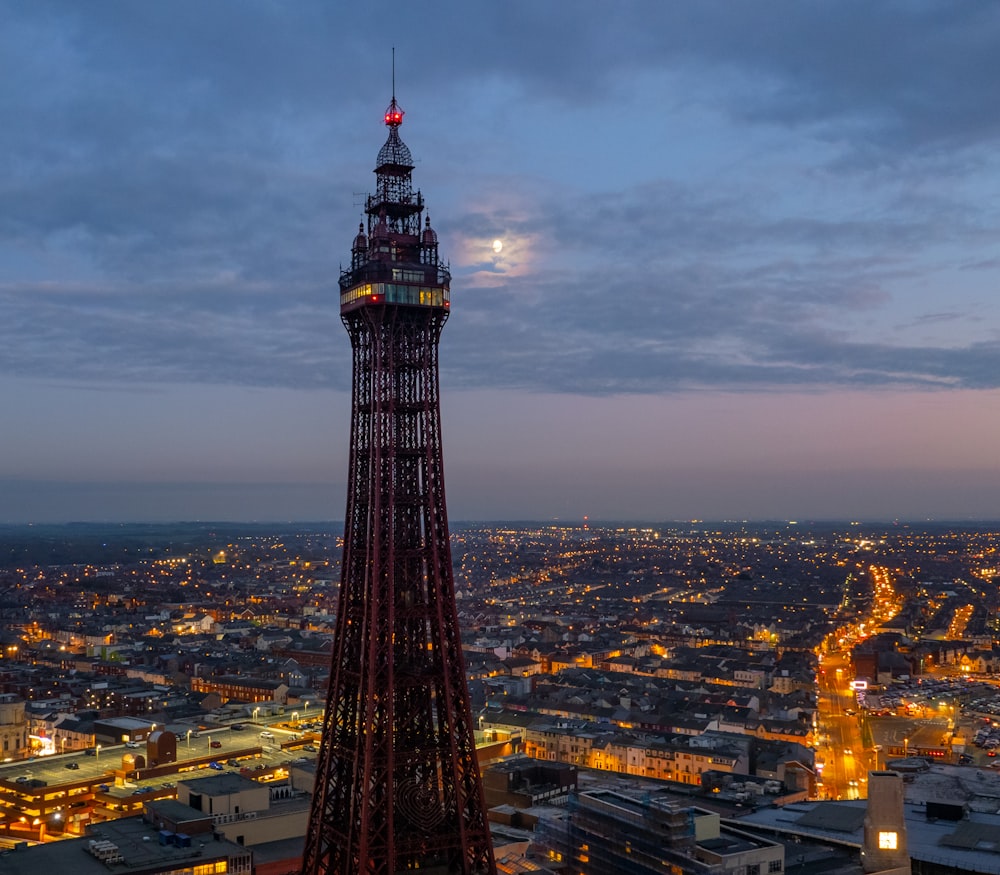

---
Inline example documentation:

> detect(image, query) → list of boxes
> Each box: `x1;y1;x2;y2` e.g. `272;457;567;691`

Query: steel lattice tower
301;91;496;875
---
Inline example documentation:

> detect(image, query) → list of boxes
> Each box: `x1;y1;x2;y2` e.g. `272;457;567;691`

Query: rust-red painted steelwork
301;94;496;875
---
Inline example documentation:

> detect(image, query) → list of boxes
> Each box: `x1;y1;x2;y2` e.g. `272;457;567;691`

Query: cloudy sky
2;1;999;523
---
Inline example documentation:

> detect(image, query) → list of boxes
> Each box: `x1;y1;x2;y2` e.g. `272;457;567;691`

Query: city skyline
2;2;1000;523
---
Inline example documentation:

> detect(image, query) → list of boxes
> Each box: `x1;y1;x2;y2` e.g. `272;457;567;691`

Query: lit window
878;831;898;850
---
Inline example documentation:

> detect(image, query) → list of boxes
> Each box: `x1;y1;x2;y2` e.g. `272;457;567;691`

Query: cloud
0;2;998;398
441;171;1000;394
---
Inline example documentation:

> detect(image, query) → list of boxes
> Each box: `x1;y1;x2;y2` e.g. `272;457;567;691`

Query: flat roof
736;800;1000;874
0;815;246;875
178;771;261;794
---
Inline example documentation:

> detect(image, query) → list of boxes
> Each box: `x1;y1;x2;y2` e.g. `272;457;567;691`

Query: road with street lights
816;651;869;800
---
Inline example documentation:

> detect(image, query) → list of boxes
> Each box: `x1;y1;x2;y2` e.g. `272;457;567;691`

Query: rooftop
736;798;1000;874
0;813;246;875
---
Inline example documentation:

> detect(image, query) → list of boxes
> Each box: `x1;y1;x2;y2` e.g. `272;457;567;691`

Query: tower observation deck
301;94;496;875
338;96;451;314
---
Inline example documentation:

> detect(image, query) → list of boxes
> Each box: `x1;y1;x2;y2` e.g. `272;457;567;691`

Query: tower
861;771;910;874
301;91;496;875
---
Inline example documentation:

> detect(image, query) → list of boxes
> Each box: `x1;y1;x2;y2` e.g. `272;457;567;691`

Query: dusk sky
2;2;1000;523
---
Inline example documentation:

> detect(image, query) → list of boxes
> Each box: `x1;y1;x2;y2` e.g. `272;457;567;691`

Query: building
0;762;315;875
734;771;1000;875
535;788;785;875
0;695;28;761
483;757;578;810
0;807;252;875
189;676;289;705
300;87;495;874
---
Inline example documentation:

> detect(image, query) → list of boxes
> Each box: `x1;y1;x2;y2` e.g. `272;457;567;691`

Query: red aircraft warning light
384;97;404;127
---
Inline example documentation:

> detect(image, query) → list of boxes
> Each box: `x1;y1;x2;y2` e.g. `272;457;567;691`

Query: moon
492;239;503;254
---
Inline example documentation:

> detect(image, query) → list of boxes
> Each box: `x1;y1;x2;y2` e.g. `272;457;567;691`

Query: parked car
65;762;80;770
208;762;224;771
210;741;222;748
126;741;142;749
231;724;245;731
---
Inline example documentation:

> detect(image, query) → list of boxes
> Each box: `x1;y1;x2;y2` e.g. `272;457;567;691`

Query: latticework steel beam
301;94;495;875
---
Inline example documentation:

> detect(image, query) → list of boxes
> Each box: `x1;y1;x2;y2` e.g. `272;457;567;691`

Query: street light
95;744;101;760
253;707;260;725
186;730;192;749
291;711;299;726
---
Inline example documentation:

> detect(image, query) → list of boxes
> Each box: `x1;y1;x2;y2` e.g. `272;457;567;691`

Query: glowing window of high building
878;831;898;850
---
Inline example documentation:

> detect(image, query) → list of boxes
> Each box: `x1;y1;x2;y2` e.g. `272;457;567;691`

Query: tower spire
385;48;403;128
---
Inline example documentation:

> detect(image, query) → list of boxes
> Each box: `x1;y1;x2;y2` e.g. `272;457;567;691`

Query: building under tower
300;92;496;875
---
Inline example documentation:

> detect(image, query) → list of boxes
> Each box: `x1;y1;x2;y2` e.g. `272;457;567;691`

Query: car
208;762;224;771
303;744;317;752
126;741;142;749
231;724;245;731
15;776;29;783
843;748;852;756
98;784;110;792
84;748;97;756
210;741;222;748
65;762;80;770
259;731;274;740
226;759;240;767
132;788;146;795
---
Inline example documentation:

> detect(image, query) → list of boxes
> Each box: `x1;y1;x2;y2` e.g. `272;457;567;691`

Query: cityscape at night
1;2;1000;874
1;519;1000;872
